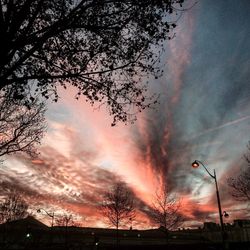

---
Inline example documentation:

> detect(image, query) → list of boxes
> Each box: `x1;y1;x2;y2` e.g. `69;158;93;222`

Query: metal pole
214;169;224;231
192;161;227;249
214;169;226;249
51;212;54;228
195;162;224;231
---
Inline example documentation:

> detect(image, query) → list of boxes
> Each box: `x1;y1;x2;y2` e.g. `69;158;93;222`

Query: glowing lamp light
191;161;200;168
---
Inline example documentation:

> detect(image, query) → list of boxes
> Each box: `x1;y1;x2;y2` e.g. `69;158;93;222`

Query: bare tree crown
55;213;76;227
228;143;250;202
101;181;135;229
151;185;182;230
0;191;29;223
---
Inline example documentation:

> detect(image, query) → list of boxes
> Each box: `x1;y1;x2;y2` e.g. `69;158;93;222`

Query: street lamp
37;208;55;227
223;211;229;218
191;160;228;246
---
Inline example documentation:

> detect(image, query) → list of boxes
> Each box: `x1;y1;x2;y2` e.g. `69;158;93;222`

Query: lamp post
37;208;55;228
129;217;133;230
191;160;228;248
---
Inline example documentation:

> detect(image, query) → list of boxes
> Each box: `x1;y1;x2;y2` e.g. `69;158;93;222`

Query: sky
1;0;250;229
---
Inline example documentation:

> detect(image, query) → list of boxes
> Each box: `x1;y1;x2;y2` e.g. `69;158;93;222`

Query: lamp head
192;160;200;168
223;211;229;218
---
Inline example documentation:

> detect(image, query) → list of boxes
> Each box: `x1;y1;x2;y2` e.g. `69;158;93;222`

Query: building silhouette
0;216;249;250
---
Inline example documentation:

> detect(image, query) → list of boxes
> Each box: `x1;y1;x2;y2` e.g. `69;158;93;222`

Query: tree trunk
116;220;119;249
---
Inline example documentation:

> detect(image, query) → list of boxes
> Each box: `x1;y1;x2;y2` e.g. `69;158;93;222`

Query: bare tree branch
55;213;76;227
0;191;29;224
0;89;47;159
228;144;250;203
101;181;135;229
150;185;183;231
0;0;186;125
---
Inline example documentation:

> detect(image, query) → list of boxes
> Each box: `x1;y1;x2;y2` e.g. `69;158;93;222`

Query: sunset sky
1;0;250;229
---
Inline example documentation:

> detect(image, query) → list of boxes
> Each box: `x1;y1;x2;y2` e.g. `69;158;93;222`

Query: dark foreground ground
1;242;250;250
1;217;250;250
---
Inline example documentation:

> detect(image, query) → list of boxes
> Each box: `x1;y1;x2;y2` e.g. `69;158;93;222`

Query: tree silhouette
101;181;135;245
0;89;46;160
151;185;183;230
228;143;250;202
0;0;185;125
55;213;75;227
0;191;29;223
55;213;77;248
